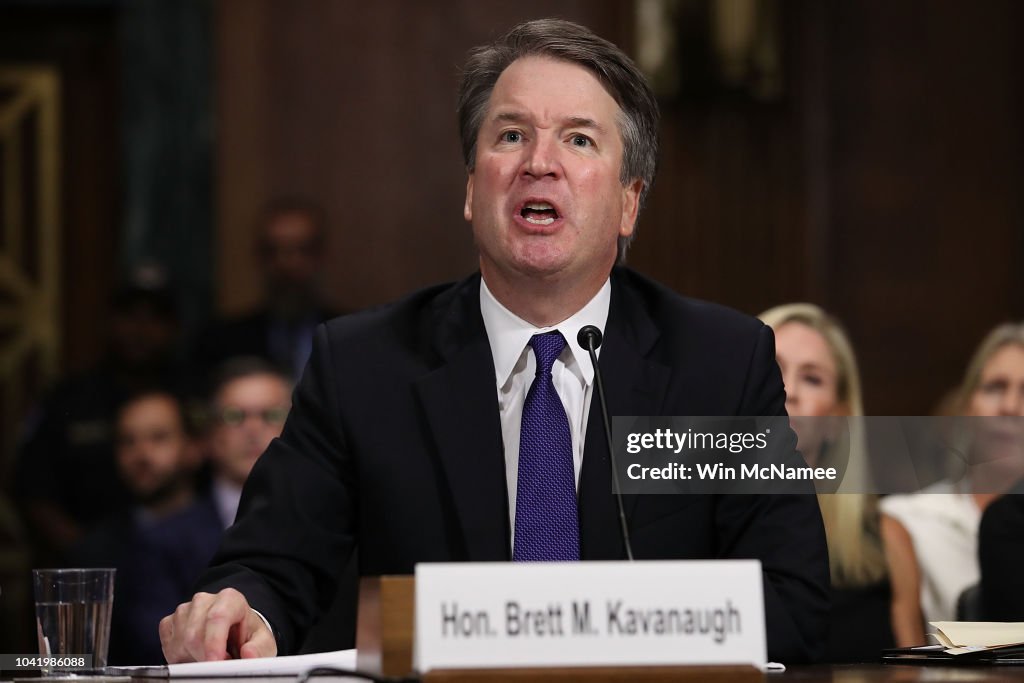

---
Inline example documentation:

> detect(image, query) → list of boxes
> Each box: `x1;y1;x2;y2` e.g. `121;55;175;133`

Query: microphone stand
577;325;634;561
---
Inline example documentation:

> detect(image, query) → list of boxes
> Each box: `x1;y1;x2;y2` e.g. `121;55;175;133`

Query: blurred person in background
881;323;1024;645
72;388;221;665
205;358;293;527
192;199;339;382
14;273;183;564
978;478;1024;620
761;303;894;662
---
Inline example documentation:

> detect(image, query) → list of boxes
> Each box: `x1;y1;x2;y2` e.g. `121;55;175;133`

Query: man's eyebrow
492;111;527;124
565;116;604;132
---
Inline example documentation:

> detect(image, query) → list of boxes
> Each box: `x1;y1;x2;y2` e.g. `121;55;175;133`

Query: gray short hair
457;18;659;262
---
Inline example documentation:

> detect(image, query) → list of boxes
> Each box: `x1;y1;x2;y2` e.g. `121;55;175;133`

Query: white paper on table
107;650;357;678
172;650;356;677
930;622;1024;648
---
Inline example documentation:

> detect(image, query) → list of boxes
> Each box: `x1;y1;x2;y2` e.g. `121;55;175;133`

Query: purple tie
513;332;580;561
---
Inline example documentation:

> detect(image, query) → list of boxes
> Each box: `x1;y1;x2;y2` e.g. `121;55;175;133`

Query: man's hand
159;588;278;663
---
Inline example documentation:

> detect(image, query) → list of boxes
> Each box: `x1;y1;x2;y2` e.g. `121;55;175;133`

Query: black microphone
577;325;634;561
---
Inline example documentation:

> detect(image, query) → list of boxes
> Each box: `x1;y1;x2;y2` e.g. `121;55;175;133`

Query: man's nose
522;135;561;178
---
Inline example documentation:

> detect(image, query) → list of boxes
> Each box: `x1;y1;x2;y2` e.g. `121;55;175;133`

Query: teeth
525;202;554;211
525;215;555;226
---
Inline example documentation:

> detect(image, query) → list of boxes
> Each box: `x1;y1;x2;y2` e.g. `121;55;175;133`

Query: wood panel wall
822;1;1024;414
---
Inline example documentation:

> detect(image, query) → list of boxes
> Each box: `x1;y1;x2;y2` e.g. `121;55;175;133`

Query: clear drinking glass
32;568;116;675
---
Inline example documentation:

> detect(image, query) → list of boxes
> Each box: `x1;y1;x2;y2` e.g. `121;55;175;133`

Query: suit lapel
414;276;510;561
579;272;671;559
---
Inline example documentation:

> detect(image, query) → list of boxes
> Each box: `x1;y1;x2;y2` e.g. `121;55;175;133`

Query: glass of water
32;568;116;675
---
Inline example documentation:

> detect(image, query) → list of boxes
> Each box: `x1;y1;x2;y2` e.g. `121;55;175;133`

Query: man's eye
500;131;522;143
570;134;592;147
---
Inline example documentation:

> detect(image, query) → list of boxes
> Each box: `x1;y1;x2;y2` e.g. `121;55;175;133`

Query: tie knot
529;332;566;376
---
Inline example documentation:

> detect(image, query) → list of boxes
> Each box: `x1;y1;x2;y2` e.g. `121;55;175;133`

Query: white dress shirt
212;477;243;530
479;278;610;539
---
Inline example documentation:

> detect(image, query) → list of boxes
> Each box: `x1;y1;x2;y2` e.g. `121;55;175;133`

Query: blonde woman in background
761;303;893;662
881;323;1024;646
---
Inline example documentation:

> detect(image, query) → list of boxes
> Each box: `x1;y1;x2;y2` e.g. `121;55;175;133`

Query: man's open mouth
520;202;560;226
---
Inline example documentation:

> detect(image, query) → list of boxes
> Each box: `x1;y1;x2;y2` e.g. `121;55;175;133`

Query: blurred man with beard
192;200;339;382
205;359;292;527
73;388;222;664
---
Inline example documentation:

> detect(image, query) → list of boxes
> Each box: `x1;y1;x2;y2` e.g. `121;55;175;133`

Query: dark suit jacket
199;268;829;662
978;484;1024;620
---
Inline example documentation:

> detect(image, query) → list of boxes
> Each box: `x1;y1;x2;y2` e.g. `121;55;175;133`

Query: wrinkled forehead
488;55;622;114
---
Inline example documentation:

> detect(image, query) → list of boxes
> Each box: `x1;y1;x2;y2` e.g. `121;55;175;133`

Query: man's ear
619;178;643;238
464;173;474;223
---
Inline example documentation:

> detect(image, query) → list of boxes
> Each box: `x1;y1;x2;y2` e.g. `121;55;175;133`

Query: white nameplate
414;560;765;672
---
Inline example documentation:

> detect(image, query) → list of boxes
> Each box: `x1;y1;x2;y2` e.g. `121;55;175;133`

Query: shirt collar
480;277;611;391
212;476;243;529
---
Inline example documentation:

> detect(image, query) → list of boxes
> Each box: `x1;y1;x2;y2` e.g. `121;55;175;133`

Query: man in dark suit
160;18;828;665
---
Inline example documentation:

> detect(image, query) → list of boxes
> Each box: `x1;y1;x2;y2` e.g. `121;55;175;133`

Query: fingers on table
160;589;255;663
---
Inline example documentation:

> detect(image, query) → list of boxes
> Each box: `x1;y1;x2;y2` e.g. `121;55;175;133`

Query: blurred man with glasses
205;358;292;528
